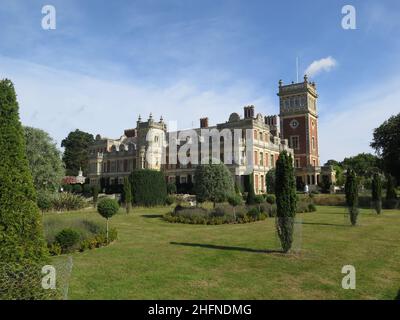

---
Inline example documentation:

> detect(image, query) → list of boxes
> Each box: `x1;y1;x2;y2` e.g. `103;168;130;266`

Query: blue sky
1;0;399;163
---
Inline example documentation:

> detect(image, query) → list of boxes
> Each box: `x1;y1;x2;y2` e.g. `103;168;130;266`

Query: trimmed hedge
129;169;167;206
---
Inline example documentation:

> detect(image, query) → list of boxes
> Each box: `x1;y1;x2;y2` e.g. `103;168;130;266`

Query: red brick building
278;75;335;190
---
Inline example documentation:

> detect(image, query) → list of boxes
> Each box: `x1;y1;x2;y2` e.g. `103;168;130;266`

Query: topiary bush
129;169;167;206
97;198;119;243
0;79;49;299
265;194;276;204
55;228;80;253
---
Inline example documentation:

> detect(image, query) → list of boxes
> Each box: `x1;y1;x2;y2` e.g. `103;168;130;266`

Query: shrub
51;192;86;211
265;194;276;204
82;184;92;197
0;79;49;299
345;169;359;226
55;228;80;253
48;242;62;256
92;185;100;206
308;203;317;212
97;198;119;243
167;182;177;195
37;192;54;213
245;173;256;205
130;169;167;206
371;173;382;214
62;184;73;193
227;193;243;219
194;163;234;206
165;195;175;206
275;150;297;253
166;204;265;225
72;184;83;194
122;177;132;213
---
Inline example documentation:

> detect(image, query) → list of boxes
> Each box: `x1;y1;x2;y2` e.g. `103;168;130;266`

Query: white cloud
0;56;275;147
305;56;337;78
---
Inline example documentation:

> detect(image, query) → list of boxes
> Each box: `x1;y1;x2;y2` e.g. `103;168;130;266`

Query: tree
227;194;242;220
345;169;359;226
61;129;94;176
0;79;49;299
265;168;276;194
97;198;119;243
129;169;167;206
246;173;256;205
23;127;65;192
92;185;100;207
386;175;397;201
254;194;264;211
342;153;381;188
371;173;382;214
123;177;132;214
194;163;234;207
371;113;400;185
275;150;297;253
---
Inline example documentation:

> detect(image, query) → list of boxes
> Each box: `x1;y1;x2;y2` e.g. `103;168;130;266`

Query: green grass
46;206;400;300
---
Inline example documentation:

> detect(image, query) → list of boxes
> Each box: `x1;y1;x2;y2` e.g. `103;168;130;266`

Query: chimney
244;105;255;119
200;117;209;128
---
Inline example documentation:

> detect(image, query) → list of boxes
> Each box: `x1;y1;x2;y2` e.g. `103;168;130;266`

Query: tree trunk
106;218;109;244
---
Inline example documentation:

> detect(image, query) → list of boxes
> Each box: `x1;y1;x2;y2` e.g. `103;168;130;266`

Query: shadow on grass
395;289;400;300
141;214;164;219
170;242;282;254
299;221;350;227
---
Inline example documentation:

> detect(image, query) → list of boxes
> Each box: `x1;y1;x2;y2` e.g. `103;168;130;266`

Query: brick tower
278;75;333;189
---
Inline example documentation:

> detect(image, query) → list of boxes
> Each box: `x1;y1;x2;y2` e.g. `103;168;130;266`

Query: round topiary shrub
55;228;80;253
265;194;276;204
97;198;119;243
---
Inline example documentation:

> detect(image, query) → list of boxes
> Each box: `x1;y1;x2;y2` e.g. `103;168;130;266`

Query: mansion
87;76;335;193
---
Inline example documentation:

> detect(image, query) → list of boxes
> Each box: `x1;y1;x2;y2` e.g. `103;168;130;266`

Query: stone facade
87;78;334;193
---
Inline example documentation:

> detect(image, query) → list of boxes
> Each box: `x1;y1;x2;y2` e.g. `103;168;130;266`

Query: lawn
46;206;400;300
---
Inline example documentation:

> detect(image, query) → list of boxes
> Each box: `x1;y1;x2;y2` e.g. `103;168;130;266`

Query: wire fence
0;256;73;300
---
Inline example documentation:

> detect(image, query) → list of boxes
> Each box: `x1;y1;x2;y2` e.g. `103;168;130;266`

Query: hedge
129;169;167;206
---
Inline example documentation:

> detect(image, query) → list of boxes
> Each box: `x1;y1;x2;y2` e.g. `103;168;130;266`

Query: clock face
290;119;299;129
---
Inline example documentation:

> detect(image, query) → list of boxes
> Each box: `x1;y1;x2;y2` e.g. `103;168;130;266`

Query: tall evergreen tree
61;129;94;176
275;151;297;253
246;173;256;205
371;173;382;214
345;169;359;226
123;177;132;214
0;79;49;299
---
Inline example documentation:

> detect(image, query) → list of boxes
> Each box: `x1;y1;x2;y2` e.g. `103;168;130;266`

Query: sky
0;0;399;164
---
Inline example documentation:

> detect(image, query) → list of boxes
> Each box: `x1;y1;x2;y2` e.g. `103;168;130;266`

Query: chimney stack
244;105;255;119
200;117;209;128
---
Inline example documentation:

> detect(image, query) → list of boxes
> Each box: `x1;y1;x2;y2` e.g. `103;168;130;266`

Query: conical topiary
0;79;49;299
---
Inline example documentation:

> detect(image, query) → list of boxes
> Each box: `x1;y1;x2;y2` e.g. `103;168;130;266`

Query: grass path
49;206;400;299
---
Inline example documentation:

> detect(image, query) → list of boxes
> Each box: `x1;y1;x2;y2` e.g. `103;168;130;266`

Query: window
264;152;268;167
254;151;258;166
290;136;299;149
313;159;317;167
254;130;257;140
270;154;275;167
295;158;300;168
260;152;264;166
259;132;263;141
312;137;315;149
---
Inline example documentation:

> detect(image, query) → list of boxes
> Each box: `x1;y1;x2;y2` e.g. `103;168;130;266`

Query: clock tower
278;75;325;188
